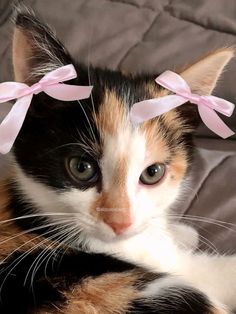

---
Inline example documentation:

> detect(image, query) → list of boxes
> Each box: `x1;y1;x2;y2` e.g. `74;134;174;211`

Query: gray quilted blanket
0;0;236;253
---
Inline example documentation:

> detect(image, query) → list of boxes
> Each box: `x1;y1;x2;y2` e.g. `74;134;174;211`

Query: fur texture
0;5;235;314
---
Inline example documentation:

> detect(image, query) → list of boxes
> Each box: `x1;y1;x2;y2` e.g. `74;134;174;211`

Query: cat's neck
86;223;181;272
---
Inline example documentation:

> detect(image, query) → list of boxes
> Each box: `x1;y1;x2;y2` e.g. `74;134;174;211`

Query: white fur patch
140;276;188;298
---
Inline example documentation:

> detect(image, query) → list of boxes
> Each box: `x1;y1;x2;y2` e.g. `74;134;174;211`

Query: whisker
176;216;236;233
197;234;219;254
43;225;81;282
167;220;219;253
26;226;73;298
0;212;76;226
39;142;95;157
77;99;97;143
85;19;99;131
150;213;236;233
27;223;77;289
0;223;74;294
181;214;236;227
0;219;74;247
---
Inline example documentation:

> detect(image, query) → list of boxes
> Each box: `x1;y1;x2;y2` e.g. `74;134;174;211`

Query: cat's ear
180;49;234;95
12;5;72;84
173;49;234;131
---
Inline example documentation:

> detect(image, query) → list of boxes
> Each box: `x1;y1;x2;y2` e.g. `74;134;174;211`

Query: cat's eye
67;157;98;183
139;163;165;185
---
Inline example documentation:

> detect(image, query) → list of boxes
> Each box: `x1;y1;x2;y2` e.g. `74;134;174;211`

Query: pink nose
105;221;132;235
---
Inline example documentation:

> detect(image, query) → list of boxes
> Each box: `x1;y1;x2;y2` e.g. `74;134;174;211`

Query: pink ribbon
0;64;93;154
130;70;235;139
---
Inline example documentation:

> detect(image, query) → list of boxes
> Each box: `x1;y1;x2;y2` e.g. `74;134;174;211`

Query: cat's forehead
91;69;158;133
89;78;190;182
93;78;183;154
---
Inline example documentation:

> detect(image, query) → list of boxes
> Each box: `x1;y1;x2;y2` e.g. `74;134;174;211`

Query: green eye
68;157;98;182
140;163;165;185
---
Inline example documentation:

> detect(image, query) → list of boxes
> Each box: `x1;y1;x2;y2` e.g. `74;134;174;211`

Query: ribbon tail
0;82;29;103
198;104;235;139
0;95;32;154
203;95;235;117
44;84;93;101
130;95;187;124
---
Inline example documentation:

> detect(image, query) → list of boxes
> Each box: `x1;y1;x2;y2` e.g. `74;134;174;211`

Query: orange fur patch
140;119;169;163
34;272;140;314
144;82;189;181
168;150;188;183
94;91;127;136
141;124;188;185
60;271;139;314
91;188;132;227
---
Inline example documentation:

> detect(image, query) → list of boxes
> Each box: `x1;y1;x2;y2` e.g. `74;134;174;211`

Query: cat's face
13;67;190;242
10;9;233;244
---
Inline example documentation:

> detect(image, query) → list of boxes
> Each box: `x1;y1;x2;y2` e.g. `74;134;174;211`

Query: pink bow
130;70;235;138
0;64;93;154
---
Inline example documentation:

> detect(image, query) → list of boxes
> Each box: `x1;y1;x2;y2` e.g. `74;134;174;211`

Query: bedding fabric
0;0;236;253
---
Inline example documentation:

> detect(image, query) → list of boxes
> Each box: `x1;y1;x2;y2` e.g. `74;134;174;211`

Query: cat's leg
47;274;229;314
94;227;236;311
121;239;236;310
172;251;236;311
0;247;229;314
33;273;229;314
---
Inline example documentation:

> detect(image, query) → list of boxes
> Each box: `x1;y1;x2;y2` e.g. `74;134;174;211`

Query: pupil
147;166;158;177
78;162;91;173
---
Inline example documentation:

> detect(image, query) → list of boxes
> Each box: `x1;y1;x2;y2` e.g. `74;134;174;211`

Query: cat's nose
104;220;132;235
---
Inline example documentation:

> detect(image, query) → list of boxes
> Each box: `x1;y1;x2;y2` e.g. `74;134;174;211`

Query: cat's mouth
87;220;147;243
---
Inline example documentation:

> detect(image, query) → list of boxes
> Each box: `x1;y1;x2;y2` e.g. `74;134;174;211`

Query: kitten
0;5;235;314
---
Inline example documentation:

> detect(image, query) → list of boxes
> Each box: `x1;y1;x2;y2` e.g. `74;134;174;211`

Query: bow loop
131;70;235;139
40;64;77;85
155;70;191;95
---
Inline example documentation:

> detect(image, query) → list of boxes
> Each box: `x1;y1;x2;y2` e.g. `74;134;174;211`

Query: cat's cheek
137;172;181;211
133;185;180;230
57;188;100;235
58;188;99;214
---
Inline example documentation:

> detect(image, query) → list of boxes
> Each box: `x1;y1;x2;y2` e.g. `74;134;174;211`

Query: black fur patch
131;286;212;313
0;246;170;314
0;248;135;313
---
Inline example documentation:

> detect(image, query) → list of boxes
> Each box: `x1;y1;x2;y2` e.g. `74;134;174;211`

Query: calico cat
0;5;235;314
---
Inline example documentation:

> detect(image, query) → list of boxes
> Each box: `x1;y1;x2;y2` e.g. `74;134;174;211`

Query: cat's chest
88;226;181;272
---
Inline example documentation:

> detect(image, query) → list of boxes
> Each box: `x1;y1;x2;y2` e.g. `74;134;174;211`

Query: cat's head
10;7;233;244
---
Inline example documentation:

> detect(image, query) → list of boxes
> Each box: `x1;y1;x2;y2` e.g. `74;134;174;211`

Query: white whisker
27;223;77;289
0;223;75;295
